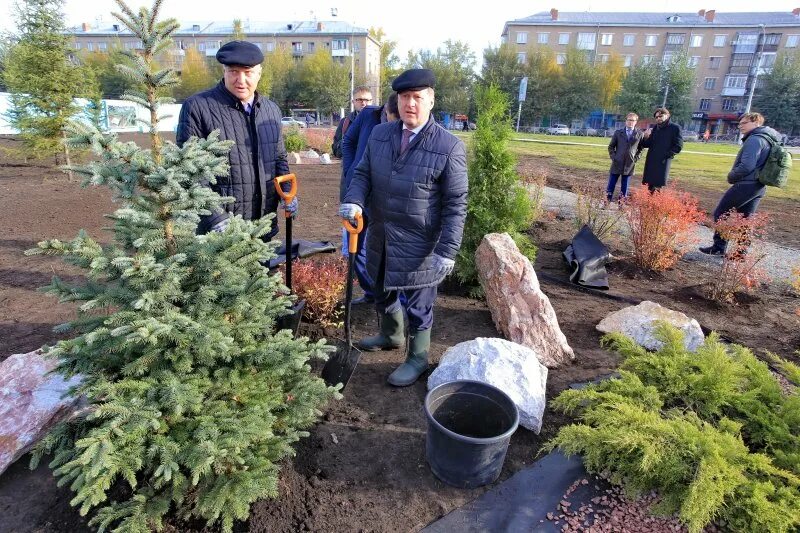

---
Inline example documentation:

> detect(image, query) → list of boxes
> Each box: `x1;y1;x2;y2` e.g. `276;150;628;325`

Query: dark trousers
711;181;767;250
606;173;631;200
342;214;373;298
373;248;436;331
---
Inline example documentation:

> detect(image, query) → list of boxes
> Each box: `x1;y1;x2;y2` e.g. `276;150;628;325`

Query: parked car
547;124;570;135
281;117;306;128
573;127;598;136
682;130;700;142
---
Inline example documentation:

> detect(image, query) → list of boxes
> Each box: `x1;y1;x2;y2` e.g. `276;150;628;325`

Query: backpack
754;133;793;188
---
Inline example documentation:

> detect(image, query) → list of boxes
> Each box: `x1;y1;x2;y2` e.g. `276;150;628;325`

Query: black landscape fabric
562;225;611;290
267;239;337;268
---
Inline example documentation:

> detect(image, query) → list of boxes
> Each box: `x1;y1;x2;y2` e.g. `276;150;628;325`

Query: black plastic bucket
424;380;519;488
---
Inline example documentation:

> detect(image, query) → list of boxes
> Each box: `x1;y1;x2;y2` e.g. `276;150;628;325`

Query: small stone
331;433;339;444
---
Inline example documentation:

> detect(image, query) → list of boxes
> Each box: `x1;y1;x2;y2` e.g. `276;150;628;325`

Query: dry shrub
304;128;334;155
622;185;705;271
705;212;770;303
288;255;347;328
573;185;624;241
521;171;547;222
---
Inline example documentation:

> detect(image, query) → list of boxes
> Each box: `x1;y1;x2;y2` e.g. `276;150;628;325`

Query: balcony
721;87;746;96
331;48;351;57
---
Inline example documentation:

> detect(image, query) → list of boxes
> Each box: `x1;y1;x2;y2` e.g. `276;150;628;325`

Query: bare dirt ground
1;133;797;532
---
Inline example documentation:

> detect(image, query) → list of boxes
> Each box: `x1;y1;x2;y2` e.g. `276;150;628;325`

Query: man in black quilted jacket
339;69;468;387
176;40;294;237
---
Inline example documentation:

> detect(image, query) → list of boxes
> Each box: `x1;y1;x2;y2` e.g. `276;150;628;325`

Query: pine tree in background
455;84;535;294
25;1;337;531
2;0;87;172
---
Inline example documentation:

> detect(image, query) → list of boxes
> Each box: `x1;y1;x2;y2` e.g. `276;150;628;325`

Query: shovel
321;212;364;389
274;173;306;337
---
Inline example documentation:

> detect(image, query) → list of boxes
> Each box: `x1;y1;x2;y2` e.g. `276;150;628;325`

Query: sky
0;0;796;64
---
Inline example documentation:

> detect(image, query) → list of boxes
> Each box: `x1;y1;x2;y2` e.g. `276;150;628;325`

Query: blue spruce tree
25;1;337;531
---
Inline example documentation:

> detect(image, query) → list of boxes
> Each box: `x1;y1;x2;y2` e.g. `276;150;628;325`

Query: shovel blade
321;342;362;389
276;299;306;338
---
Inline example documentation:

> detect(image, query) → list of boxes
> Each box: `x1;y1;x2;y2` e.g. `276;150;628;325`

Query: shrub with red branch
304;128;334;155
705;211;770;303
287;255;347;328
622;185;705;271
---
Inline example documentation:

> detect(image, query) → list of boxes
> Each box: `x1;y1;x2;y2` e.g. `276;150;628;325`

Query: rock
319;153;332;164
0;350;83;475
476;233;574;368
427;337;548;433
596;301;704;352
300;149;320;159
289;152;302;164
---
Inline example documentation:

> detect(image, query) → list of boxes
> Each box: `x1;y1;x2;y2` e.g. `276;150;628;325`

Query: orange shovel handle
342;212;364;254
274;174;298;218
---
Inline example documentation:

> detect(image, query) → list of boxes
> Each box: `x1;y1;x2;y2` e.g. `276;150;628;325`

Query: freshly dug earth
0;134;797;532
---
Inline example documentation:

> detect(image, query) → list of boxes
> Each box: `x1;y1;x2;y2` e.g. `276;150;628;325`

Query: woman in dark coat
606;112;645;201
640;107;684;190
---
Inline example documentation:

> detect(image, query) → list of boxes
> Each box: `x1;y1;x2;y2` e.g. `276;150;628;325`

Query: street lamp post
331;8;356;113
740;24;766;143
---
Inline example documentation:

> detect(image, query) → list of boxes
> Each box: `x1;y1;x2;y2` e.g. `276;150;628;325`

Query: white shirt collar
402;123;425;136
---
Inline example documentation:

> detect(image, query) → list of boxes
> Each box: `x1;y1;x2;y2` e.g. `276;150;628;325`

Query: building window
97;42;107;51
332;39;347;50
265;42;275;52
623;55;633;67
731;54;752;68
354;42;360;53
623;34;635;46
641;55;654;65
690;35;703;47
206;40;220;50
556;53;566;65
722;98;736;111
699;99;711;111
577;32;596;50
197;43;204;52
724;75;747;89
714;35;726;47
666;33;685;45
764;33;781;46
709;56;722;69
307;42;315;52
73;41;82;50
704;77;716;89
558;32;570;45
598;54;609;63
600;33;613;45
516;32;528;44
787;35;800;47
517;52;526;64
689;56;700;68
538;32;549;44
662;51;674;64
645;35;658;47
292;42;303;53
759;53;777;70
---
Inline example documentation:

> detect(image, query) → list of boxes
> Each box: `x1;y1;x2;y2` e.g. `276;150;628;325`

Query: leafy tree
81;47;142;98
228;18;246;42
173;46;214;101
369;26;400;101
662;51;696;123
26;1;336;531
406;40;475;116
260;46;296;113
552;48;600;123
480;44;524;117
520;46;560;125
754;52;800;133
296;48;350;115
617;60;662;119
455;84;534;292
3;0;89;169
597;53;626;124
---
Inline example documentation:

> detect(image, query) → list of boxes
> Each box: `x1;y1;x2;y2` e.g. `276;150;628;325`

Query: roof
67;20;370;37
507;11;800;28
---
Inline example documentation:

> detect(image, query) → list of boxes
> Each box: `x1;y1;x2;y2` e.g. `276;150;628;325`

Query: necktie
627;129;632;141
400;129;413;155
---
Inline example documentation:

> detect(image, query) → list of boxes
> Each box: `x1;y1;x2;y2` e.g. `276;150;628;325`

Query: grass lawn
455;132;800;200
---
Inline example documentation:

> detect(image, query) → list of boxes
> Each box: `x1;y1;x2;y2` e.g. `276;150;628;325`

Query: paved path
541;186;799;283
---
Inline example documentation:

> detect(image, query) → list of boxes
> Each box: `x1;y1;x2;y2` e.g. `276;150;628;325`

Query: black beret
216;40;264;67
391;68;436;93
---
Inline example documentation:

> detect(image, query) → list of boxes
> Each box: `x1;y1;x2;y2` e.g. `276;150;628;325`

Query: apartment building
66;20;381;103
502;9;800;133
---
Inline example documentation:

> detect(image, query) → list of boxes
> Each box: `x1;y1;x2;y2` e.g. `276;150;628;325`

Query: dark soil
1;134;797;532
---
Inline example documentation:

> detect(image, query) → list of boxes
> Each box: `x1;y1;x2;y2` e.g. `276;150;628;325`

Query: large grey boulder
596;300;704;352
0;351;83;475
428;337;548;433
476;233;574;368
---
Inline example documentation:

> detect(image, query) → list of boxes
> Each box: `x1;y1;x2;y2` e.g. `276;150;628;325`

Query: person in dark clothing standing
332;85;373;158
640;107;683;191
339;93;399;305
606;112;645;201
338;69;468;387
176;41;294;237
699;112;776;255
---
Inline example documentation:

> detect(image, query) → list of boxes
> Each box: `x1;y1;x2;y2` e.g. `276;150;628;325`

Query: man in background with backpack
332;86;373;158
699;112;783;255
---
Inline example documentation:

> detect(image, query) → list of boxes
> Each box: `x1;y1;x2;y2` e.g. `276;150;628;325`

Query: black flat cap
216;40;264;67
391;68;436;93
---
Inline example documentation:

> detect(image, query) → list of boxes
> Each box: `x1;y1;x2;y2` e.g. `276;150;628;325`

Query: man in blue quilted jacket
339;69;468;387
176;41;295;237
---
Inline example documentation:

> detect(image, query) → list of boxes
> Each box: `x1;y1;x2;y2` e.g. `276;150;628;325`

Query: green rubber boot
356;310;404;351
387;329;431;387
